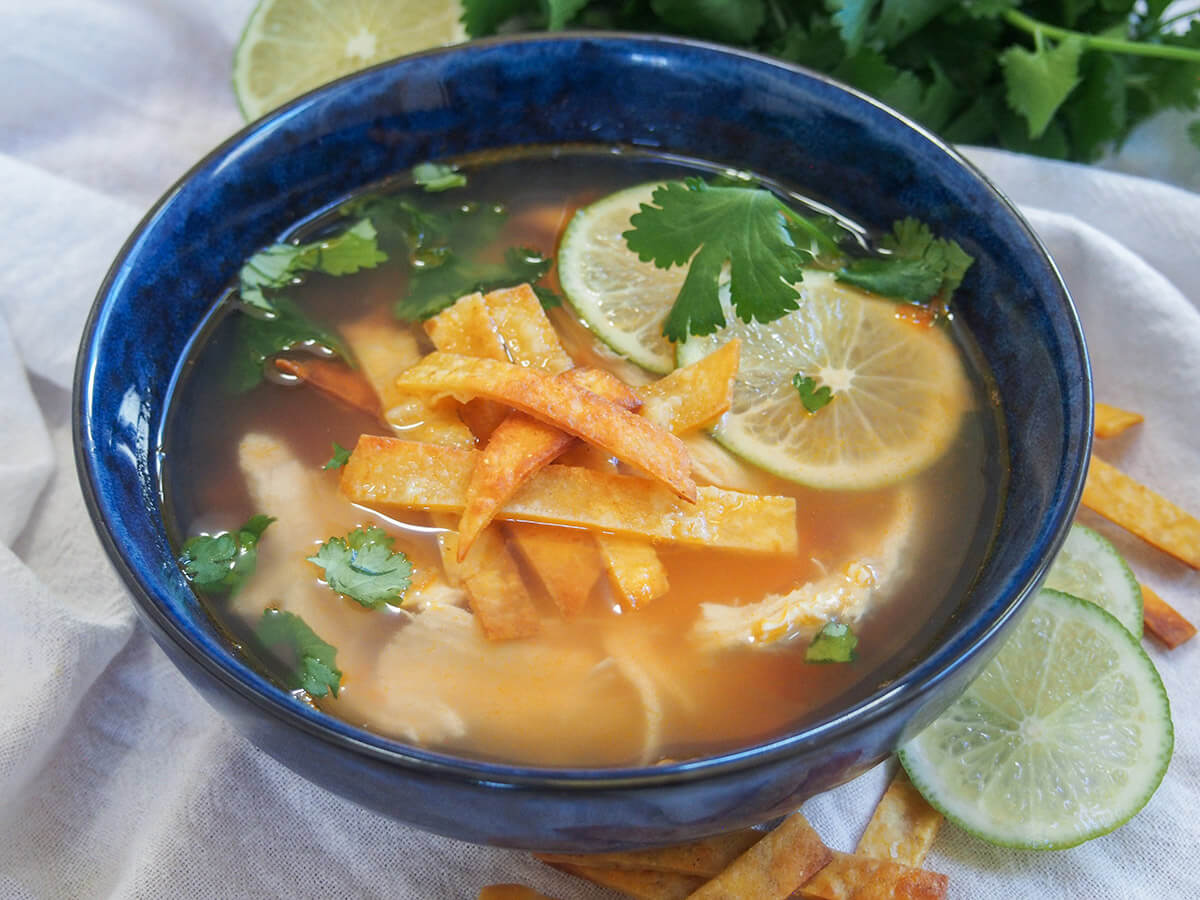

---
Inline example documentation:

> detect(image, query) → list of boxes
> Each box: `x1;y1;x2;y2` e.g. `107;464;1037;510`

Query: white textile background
1;2;1198;897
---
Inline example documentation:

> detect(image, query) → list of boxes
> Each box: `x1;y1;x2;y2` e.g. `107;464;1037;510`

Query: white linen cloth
1;3;1197;897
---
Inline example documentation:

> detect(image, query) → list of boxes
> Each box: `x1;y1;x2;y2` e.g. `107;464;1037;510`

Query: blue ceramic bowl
74;34;1091;850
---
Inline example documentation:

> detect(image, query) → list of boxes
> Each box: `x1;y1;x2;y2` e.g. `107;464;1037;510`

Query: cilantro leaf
793;374;834;414
461;0;538;37
308;526;412;608
394;246;552;321
180;514;275;594
623;179;810;342
650;0;766;44
238;219;387;313
413;161;467;192
547;0;589;30
806;622;859;663
830;0;879;54
256;608;342;698
226;297;351;392
837;217;973;303
1000;36;1085;139
323;441;352;470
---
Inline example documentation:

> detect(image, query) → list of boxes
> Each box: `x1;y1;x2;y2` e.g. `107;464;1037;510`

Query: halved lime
677;272;970;491
557;183;688;374
233;0;466;121
900;589;1172;850
1045;524;1143;637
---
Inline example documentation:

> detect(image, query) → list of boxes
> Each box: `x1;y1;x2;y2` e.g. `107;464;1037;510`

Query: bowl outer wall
73;33;1092;849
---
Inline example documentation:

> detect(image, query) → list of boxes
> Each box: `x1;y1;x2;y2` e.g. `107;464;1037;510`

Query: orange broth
163;148;1005;767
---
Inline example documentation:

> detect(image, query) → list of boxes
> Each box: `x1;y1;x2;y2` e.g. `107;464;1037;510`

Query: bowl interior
76;34;1090;783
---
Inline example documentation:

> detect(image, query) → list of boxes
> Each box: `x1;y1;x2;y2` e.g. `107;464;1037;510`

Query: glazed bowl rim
74;30;1092;791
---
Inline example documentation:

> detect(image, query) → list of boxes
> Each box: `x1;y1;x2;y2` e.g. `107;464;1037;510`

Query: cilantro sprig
179;514;275;594
308;526;412;608
413;161;467;192
837;218;974;304
806;622;859;663
256;608;343;698
793;374;834;414
323;441;352;470
462;1;1200;164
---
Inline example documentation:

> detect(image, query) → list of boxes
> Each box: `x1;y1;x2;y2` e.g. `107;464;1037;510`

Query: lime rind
1044;524;1143;637
557;183;687;374
900;589;1172;850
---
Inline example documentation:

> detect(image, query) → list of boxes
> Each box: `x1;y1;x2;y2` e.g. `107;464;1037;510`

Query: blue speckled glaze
74;34;1091;850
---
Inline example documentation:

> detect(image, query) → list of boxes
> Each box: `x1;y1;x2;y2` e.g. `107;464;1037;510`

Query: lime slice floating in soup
558;183;689;374
1044;523;1144;636
232;0;466;121
900;588;1173;850
676;272;970;491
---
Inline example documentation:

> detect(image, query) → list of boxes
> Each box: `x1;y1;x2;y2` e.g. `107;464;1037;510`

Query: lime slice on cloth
233;0;467;121
558;183;689;374
677;272;970;491
1045;523;1143;636
900;588;1173;850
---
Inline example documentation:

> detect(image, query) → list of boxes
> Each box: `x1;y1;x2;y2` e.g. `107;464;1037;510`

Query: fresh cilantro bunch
308;525;413;608
256;608;343;698
179;514;275;593
461;1;1200;164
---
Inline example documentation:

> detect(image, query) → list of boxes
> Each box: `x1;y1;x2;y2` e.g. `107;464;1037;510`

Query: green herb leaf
394;245;552;321
1000;36;1085;139
623;179;811;341
413;161;467;192
256;608;342;698
226;297;350;392
547;0;590;30
793;374;834;414
180;514;275;594
238;218;387;313
650;0;766;44
806;622;859;663
308;526;412;608
461;0;538;37
837;217;973;303
830;0;879;54
323;441;352;470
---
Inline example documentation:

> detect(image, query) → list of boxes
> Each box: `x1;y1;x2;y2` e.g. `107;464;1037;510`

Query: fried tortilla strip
1082;455;1200;569
458;367;641;557
396;352;697;501
535;829;762;878
1094;402;1144;439
483;283;574;374
1141;582;1197;649
798;851;949;900
507;523;602;617
477;886;560;900
549;863;704;900
855;768;942;867
425;292;511;441
597;535;671;610
342;436;797;553
637;339;740;434
687;812;833;899
273;357;382;418
438;528;540;640
341;313;473;447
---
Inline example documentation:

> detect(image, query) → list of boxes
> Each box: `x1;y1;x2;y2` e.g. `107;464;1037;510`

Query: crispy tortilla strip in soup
340;312;473;447
394;352;697;500
483;283;573;374
1094;402;1144;439
1082;455;1200;569
506;523;602;618
798;851;949;900
535;829;762;877
424;292;512;441
636;339;739;434
687;812;832;899
1141;582;1197;648
457;366;641;558
272;357;382;418
856;768;943;867
439;530;540;640
340;436;798;553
